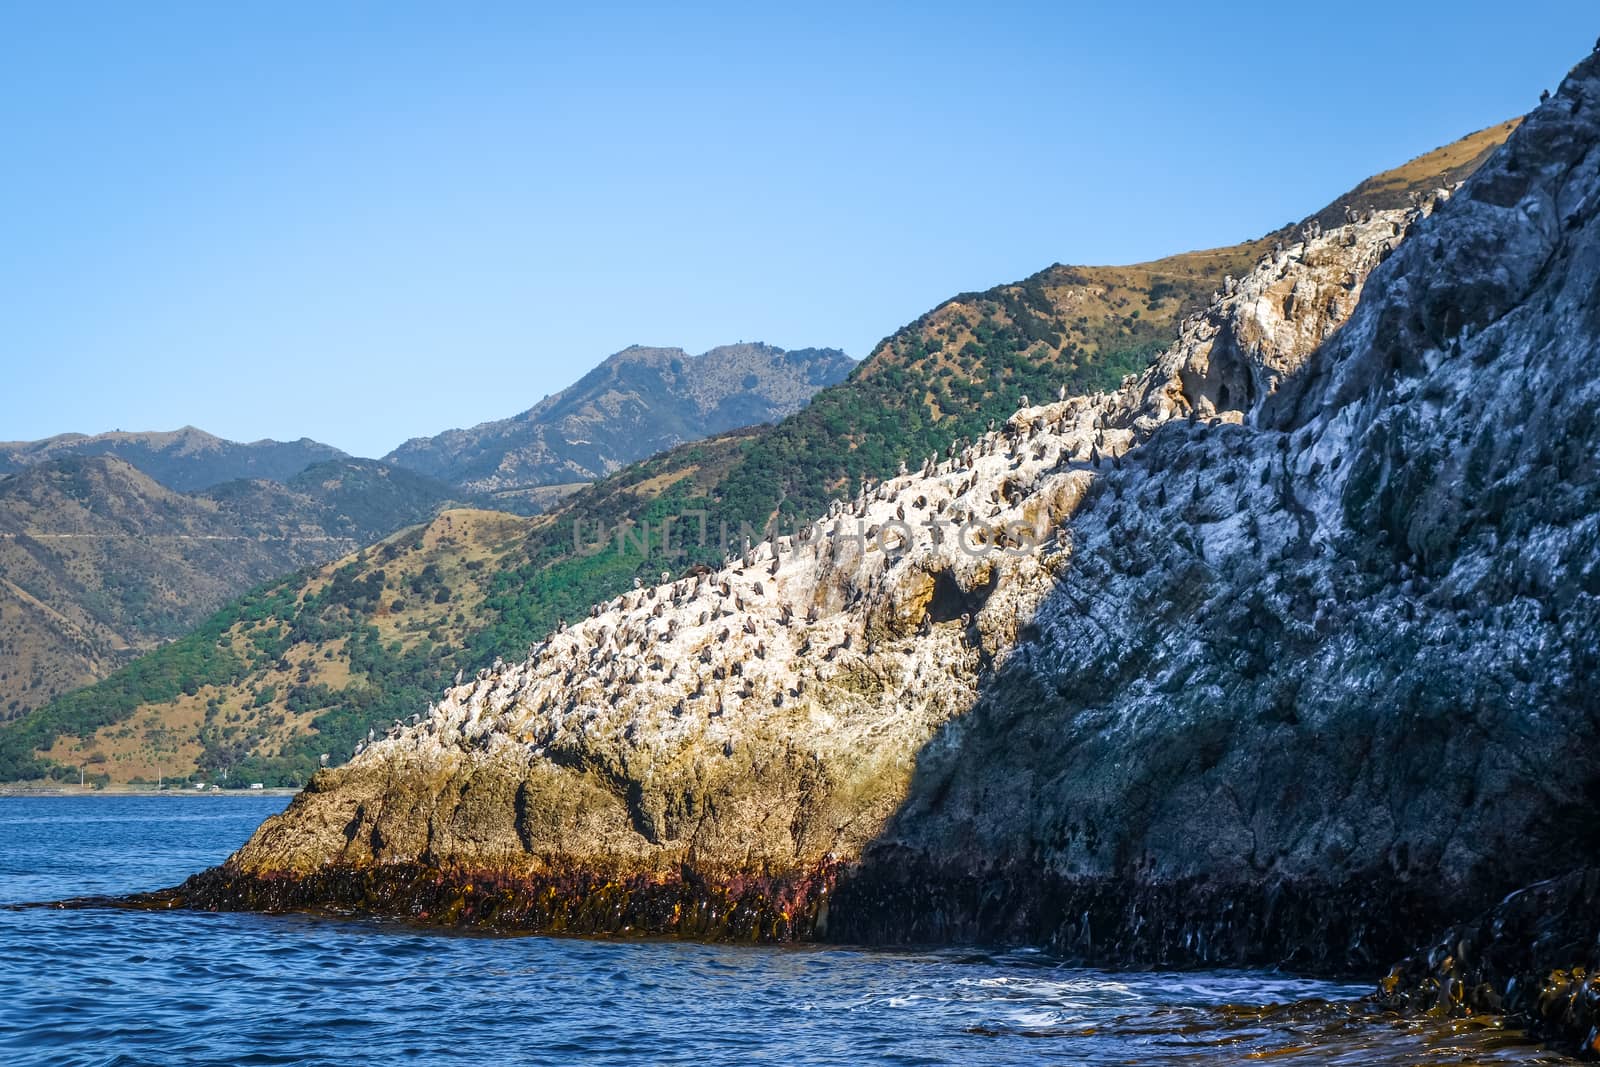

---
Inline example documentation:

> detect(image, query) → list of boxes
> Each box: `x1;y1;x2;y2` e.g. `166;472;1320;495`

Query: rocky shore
1378;870;1600;1054
158;44;1600;1060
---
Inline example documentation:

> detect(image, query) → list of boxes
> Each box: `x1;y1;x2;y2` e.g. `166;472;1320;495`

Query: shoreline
0;786;301;798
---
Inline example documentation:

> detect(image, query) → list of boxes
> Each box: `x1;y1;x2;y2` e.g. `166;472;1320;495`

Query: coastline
0;785;301;798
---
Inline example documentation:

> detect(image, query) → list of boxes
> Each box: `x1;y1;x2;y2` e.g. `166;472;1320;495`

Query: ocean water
0;796;1576;1066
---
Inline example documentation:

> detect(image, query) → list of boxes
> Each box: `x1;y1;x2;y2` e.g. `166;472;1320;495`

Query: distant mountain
208;459;471;542
0;427;349;493
0;455;460;722
384;343;855;495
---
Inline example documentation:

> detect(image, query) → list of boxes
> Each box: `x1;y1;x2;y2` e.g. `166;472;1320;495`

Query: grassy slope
0;122;1516;787
1306;119;1520;231
0;456;464;725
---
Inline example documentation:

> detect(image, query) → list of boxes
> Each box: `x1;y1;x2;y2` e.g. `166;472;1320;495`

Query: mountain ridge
0;427;350;493
383;342;855;496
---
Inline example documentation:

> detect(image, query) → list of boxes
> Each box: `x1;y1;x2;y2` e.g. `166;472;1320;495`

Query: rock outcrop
831;48;1600;1048
1377;868;1600;1054
175;50;1600;1054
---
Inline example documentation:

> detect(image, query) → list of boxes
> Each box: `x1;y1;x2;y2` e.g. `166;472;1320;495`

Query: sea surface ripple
0;796;1576;1066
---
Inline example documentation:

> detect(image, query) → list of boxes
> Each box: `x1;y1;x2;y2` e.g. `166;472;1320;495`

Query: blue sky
2;2;1592;459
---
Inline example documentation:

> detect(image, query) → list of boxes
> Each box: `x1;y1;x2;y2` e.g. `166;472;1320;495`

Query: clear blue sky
2;2;1592;459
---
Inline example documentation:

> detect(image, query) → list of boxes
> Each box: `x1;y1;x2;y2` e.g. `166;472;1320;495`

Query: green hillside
0;455;463;727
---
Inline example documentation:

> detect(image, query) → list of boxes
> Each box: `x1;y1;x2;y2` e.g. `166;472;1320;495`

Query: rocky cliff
383;343;854;497
168;47;1600;1051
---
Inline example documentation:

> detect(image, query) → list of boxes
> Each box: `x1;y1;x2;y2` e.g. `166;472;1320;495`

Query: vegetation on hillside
0;454;464;725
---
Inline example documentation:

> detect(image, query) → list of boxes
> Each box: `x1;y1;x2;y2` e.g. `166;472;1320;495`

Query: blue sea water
0;796;1576;1066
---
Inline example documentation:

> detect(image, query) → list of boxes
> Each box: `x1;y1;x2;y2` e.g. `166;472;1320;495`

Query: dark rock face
841;49;1600;981
829;858;1443;974
1378;869;1600;1054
